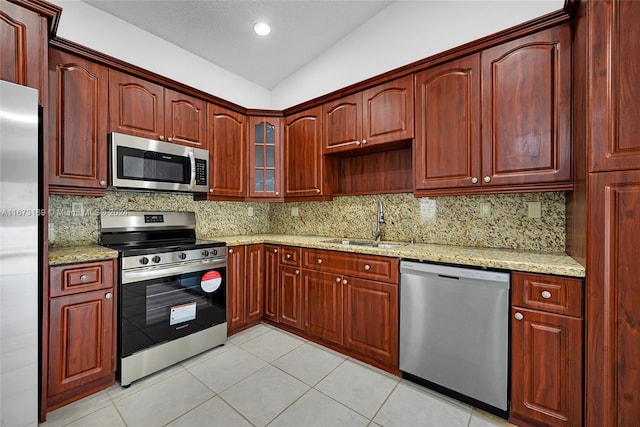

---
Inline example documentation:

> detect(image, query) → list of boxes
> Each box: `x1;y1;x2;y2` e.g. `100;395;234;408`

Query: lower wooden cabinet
227;245;263;334
263;245;279;322
302;269;343;345
46;260;116;412
279;266;302;329
510;272;583;427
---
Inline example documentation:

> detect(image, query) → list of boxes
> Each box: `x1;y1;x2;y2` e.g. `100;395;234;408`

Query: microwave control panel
195;159;207;185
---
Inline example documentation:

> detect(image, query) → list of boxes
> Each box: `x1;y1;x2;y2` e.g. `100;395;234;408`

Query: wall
48;191;269;246
269;192;566;253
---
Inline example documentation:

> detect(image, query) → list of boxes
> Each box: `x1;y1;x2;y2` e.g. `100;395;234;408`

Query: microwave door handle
189;151;196;187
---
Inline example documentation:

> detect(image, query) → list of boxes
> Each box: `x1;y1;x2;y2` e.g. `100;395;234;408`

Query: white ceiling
82;0;393;89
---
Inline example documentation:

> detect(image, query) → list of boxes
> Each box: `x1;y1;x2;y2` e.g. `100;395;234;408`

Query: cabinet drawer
302;248;399;284
279;246;301;267
50;260;115;297
511;272;583;318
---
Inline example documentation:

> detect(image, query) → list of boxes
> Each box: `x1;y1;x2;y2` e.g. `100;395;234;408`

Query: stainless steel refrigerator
0;80;40;426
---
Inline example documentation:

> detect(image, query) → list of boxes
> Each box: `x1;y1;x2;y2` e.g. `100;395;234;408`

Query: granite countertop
207;234;586;278
48;245;119;266
47;234;586;277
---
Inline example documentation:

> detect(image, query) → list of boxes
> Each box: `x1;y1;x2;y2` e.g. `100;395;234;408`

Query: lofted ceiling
81;0;394;89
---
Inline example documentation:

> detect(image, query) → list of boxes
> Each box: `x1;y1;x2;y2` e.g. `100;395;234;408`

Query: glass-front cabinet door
249;116;282;199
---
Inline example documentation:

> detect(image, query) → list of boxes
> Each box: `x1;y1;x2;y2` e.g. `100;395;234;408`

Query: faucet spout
372;201;385;241
377;201;385;224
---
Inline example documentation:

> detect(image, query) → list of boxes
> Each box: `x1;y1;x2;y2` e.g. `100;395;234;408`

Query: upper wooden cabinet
589;0;640;172
1;0;48;104
108;70;207;149
284;107;325;198
248;116;283;199
207;104;247;198
48;49;109;195
323;75;414;154
415;25;572;195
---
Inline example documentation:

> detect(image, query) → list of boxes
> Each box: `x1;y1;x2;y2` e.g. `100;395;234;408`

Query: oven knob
201;250;210;257
139;257;149;265
212;249;218;256
178;252;187;260
152;256;161;263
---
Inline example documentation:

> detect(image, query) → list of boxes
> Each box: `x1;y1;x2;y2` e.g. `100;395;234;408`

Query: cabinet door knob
209;188;213;193
274;248;278;253
316;188;321;194
364;264;371;271
295;269;300;275
354;140;361;146
541;290;552;299
342;279;348;285
336;277;341;283
159;135;165;141
228;249;233;254
275;191;279;195
167;137;173;142
362;139;367;145
286;253;292;259
471;177;478;184
105;292;113;300
99;180;107;186
80;274;88;283
484;176;491;183
317;258;323;264
514;312;524;320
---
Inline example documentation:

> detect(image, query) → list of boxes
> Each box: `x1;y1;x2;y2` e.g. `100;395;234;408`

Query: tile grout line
365;377;401;424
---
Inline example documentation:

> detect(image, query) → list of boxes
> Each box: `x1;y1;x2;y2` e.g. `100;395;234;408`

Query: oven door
120;259;226;357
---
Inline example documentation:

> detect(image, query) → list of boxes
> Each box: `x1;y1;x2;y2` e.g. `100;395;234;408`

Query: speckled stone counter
48;245;119;266
208;234;586;278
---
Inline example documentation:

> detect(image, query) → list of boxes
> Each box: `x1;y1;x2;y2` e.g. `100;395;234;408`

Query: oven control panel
122;246;227;270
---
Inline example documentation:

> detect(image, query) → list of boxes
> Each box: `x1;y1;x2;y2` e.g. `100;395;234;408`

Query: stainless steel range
100;211;227;387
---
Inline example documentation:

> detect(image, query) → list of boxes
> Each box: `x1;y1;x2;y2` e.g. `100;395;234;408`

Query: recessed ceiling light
253;22;271;36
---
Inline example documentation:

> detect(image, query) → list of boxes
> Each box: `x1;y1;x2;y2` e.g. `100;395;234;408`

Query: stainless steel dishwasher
399;261;510;417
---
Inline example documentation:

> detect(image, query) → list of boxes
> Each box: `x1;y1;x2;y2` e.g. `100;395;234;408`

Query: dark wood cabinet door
589;0;640;172
284;107;323;197
363;75;414;147
587;170;640;427
208;105;246;198
245;244;264;323
48;49;109;194
108;69;164;140
279;266;302;329
510;307;582;427
249;116;282;199
226;246;246;331
264;245;279;322
481;25;571;187
344;277;398;366
48;288;115;397
322;93;362;154
1;0;46;104
164;88;207;149
414;54;481;190
302;270;343;345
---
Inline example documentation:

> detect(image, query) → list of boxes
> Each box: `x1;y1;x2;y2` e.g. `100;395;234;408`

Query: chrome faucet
371;201;385;241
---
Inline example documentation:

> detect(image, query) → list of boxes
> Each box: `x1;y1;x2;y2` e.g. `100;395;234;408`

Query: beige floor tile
272;342;346;385
64;404;126;427
239;329;305;363
228;324;273;345
269;389;368;427
166;396;252;427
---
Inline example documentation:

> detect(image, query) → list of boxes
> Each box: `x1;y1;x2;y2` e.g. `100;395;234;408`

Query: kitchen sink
322;239;406;249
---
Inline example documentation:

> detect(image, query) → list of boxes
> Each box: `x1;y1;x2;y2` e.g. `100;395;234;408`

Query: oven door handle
122;259;226;284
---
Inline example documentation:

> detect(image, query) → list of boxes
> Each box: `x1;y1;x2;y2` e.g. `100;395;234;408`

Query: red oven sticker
201;270;222;293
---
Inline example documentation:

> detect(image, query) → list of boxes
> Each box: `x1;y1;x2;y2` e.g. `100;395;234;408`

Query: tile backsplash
49;191;566;253
269;192;566;253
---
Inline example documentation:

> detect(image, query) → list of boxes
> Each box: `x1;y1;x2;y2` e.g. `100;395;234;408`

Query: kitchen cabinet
109;69;207;149
48;49;109;195
263;245;279;322
207;104;247;198
302;269;344;345
279;265;302;329
227;245;263;334
415;24;572;195
323;75;414;155
46;260;116;411
510;272;583;427
284;107;325;198
0;0;50;104
248;116;282;199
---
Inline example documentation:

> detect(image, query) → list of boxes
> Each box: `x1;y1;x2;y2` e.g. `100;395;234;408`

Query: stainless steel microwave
110;132;209;193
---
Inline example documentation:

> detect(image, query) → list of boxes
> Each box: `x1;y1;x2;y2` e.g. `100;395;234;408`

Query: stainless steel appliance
399;261;510;418
0;81;40;426
100;211;226;386
110;132;209;193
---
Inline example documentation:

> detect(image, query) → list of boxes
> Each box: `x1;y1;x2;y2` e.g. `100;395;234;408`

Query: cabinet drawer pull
336;277;341;283
274;248;278;253
471;177;478;184
317;258;323;264
484;176;491;183
80;274;88;283
541;290;552;299
514;312;523;320
99;180;107;186
286;253;292;259
228;249;233;254
364;264;371;271
105;292;112;300
295;269;300;275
